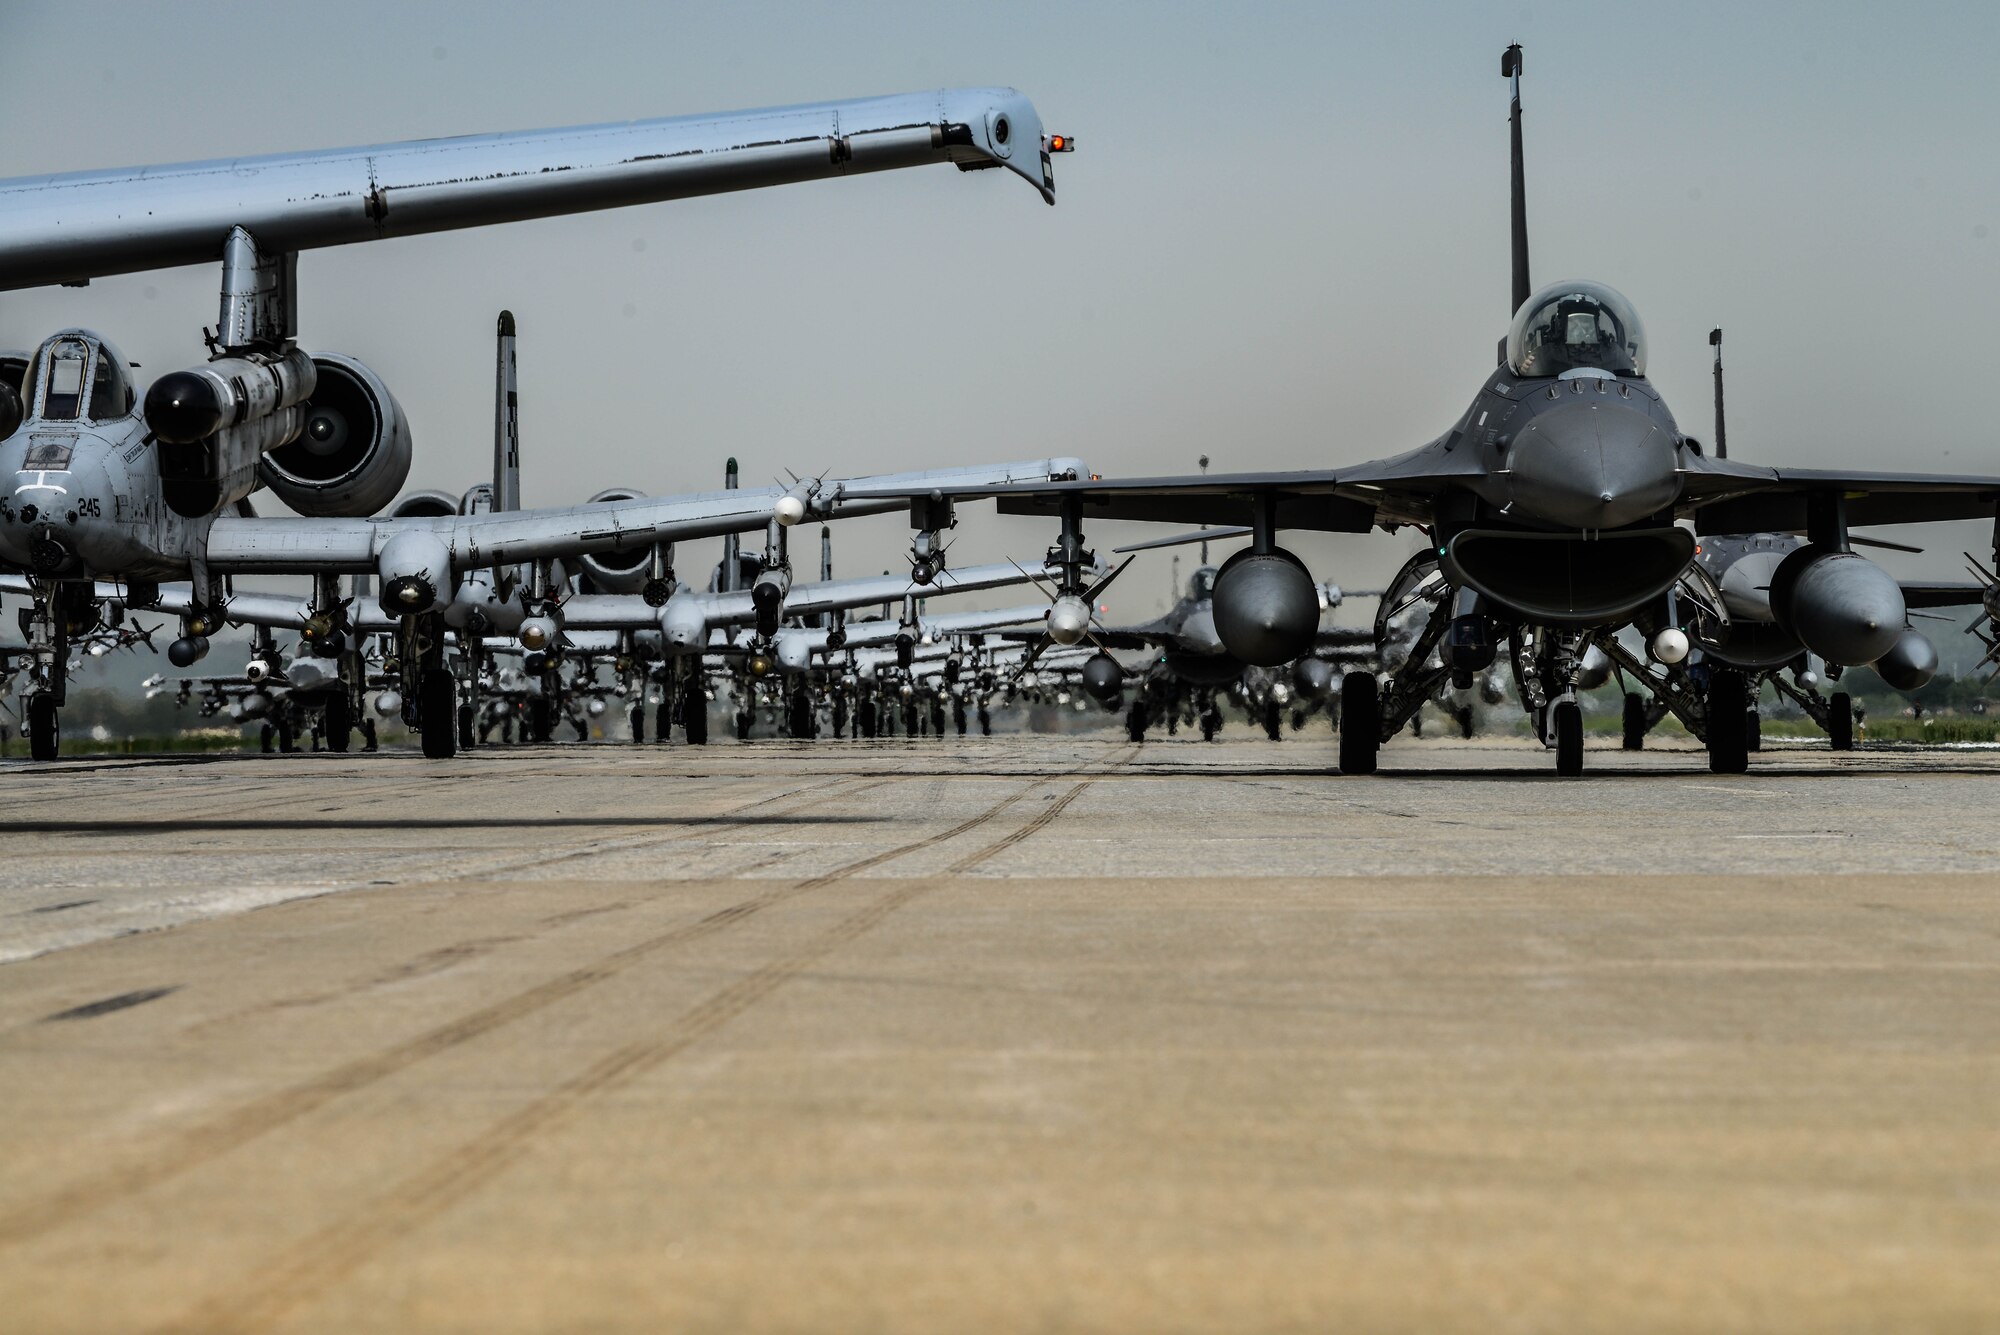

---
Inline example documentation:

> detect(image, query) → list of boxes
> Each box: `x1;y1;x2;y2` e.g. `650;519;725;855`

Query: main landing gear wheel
1263;700;1282;742
1622;692;1646;751
656;701;671;744
682;679;708;746
457;703;476;752
1553;699;1583;777
735;709;753;742
1126;701;1149;743
1747;708;1762;753
1337;671;1380;776
1200;707;1221;742
28;695;59;762
1828;691;1854;751
858;699;878;739
787;691;814;740
325;693;354;754
259;723;275;755
1456;705;1475;740
1706;669;1750;774
527;697;552;745
629;703;646;744
420;669;458;759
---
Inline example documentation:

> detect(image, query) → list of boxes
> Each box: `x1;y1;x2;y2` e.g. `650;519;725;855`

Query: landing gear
1552;699;1583;777
1706;669;1749;774
858;698;878;739
28;694;59;762
325;693;354;754
527;697;552;744
833;695;850;739
259;723;275;754
787;689;814;740
276;716;298;754
952;699;967;736
978;703;991;736
420;669;457;759
1126;701;1150;743
1337;671;1380;775
656;700;671;744
1262;700;1282;741
1455;704;1475;740
1746;708;1762;753
1828;691;1854;751
682;679;708;746
1621;691;1646;751
629;702;646;744
735;709;753;741
1200;705;1221;742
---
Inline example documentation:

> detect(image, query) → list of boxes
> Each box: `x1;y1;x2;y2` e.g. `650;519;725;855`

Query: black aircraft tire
833;698;850;738
28;695;58;762
420;670;457;759
1458;705;1475;741
1707;670;1750;774
683;682;708;746
277;718;297;754
1621;692;1646;751
858;699;877;739
1126;702;1149;743
1337;671;1380;776
788;692;813;740
325;694;353;754
735;711;752;742
456;703;476;751
1201;709;1220;742
953;701;967;736
1263;701;1282;742
259;724;275;755
528;698;552;745
656;702;672;744
1747;709;1762;753
1828;692;1854;751
979;708;991;736
629;703;646;745
1554;700;1584;777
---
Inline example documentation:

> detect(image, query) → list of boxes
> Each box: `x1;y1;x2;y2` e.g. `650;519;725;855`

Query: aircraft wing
0;88;1060;288
1899;580;1990;610
201;457;1086;575
837;446;1488;532
1679;457;2000;532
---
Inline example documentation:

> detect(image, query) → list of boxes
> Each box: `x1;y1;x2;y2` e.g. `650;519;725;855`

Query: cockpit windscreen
1505;280;1647;378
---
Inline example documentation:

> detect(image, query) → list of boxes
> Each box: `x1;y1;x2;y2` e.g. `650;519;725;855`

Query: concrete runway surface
2;734;1998;1333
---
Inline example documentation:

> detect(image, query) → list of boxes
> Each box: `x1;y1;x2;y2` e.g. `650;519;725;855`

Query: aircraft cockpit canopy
1189;567;1218;601
1505;280;1646;378
22;331;135;424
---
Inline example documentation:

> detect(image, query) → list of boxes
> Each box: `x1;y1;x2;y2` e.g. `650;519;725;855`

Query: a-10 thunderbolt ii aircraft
863;46;2000;776
0;88;1075;759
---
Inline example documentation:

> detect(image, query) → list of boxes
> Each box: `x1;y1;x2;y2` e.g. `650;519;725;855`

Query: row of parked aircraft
3;52;1995;775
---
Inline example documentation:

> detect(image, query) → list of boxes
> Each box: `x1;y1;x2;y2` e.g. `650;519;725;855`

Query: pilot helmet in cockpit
1505;280;1647;379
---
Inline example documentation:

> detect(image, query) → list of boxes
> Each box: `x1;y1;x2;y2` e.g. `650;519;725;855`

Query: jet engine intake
1441;527;1695;624
1767;546;1905;667
259;355;413;518
1212;547;1319;666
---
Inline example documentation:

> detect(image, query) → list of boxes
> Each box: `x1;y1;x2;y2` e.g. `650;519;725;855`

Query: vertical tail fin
1710;327;1727;459
493;311;520;512
721;457;741;593
1504;44;1531;317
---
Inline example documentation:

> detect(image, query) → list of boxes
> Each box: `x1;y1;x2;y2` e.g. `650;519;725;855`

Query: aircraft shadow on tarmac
0;815;886;834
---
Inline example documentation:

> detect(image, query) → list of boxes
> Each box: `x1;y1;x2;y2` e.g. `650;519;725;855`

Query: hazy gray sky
5;1;1998;615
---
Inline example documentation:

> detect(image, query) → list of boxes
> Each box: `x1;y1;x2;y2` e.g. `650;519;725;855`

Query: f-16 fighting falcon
0;89;1075;759
863;46;2000;776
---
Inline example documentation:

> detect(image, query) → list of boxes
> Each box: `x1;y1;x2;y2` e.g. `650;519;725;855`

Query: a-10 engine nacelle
1212;547;1320;667
258;354;413;518
1767;546;1905;667
575;488;674;603
147;346;317;518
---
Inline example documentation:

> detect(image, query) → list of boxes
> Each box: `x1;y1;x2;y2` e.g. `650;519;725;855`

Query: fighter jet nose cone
1505;400;1679;530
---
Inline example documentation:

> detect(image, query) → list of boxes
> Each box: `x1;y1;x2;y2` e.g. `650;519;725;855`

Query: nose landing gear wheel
1828;691;1854;751
1337;671;1379;775
1706;669;1750;774
1621;692;1646;751
325;694;354;754
28;695;59;762
1126;701;1150;743
682;679;708;746
1553;700;1583;777
420;669;458;759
